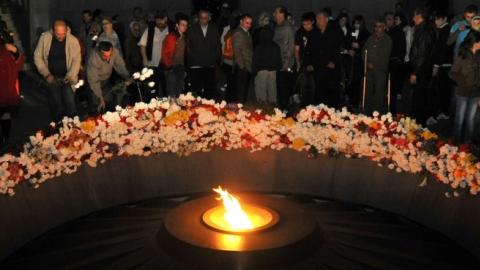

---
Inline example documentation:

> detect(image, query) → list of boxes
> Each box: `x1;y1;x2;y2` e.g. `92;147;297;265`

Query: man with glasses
186;10;221;100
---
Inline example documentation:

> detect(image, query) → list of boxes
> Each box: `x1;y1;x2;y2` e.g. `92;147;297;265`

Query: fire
212;186;253;230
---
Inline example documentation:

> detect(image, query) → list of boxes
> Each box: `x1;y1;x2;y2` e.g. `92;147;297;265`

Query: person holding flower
449;31;480;143
86;41;133;113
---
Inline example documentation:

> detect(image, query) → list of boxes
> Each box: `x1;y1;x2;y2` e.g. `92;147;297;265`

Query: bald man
34;20;81;121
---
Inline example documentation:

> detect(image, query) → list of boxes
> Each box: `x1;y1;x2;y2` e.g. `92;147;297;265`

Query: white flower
141;67;149;75
132;72;141;79
148;81;155;88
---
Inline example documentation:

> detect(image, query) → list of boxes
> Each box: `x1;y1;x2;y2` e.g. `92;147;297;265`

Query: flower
148;81;155;88
132;72;141;79
0;92;478;196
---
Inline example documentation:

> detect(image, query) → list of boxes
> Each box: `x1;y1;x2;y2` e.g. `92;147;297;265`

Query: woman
347;15;370;110
449;31;480;143
98;16;122;55
161;13;189;97
0;40;24;148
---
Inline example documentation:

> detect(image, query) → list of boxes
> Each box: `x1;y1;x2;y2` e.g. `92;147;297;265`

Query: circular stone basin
159;194;322;268
202;204;279;234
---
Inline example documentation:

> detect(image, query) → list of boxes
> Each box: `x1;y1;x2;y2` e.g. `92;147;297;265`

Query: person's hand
367;63;374;69
410;74;417;85
352;42;359;49
4;43;17;53
124;78;135;87
142;59;148;67
97;97;106;112
46;74;56;84
306;65;314;72
326;62;335;69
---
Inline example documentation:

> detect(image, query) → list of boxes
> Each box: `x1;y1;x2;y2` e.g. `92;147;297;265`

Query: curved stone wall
0;150;479;261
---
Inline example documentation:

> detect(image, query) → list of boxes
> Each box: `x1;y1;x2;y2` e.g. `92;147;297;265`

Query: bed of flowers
0;93;479;196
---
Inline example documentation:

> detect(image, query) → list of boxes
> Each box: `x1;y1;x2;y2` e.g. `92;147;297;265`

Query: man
448;4;478;56
294;12;317;106
138;11;169;98
86;41;133;113
409;8;436;125
273;6;295;109
34;20;81;121
161;13;189;97
431;11;454;119
232;13;253;103
124;21;143;73
385;11;406;115
362;19;392;115
130;6;147;34
186;10;221;100
311;10;344;109
78;10;94;48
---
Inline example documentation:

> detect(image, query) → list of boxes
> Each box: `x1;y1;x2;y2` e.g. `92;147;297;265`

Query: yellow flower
407;132;417;142
81;119;96;133
164;110;190;126
292;138;306;151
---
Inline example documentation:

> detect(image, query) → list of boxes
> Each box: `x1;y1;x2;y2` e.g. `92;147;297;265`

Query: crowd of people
1;2;480;149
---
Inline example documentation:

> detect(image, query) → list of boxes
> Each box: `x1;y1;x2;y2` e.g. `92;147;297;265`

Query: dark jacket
432;24;454;66
232;26;253;71
311;22;344;70
449;52;480;97
363;33;392;72
410;22;436;76
386;25;406;63
252;27;282;73
186;23;221;67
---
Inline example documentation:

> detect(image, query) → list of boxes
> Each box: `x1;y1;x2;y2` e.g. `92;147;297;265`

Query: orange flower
278;117;295;127
292;138;306;151
369;121;382;130
454;168;466;181
81;119;96;133
421;130;438;141
164;110;190;126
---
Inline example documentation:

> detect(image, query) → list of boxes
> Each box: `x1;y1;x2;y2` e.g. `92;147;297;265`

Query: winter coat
34;31;81;83
0;45;24;107
186;23;221;67
252;27;282;73
449;52;480;97
232;26;253;71
410;22;436;76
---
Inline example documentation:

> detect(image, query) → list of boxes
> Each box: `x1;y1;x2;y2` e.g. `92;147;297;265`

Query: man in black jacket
409;8;436;125
385;11;406;114
187;10;221;99
311;10;344;109
432;11;454;119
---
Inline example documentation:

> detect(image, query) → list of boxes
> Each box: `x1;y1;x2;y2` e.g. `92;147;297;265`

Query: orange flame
212;186;253;230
